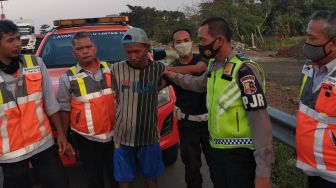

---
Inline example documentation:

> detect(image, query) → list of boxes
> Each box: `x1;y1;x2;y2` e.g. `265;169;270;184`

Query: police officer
165;29;214;188
164;17;273;188
57;32;117;188
0;20;69;188
296;10;336;187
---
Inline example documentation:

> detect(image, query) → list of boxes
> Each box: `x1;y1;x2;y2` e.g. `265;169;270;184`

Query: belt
174;107;208;122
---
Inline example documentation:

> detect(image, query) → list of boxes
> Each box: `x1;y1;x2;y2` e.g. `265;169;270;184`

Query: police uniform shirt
165;50;274;177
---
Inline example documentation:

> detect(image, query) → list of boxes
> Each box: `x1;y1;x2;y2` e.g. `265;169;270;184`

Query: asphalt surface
0;150;213;188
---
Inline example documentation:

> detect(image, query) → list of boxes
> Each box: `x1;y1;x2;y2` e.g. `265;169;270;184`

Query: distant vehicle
35;16;179;167
15;20;36;53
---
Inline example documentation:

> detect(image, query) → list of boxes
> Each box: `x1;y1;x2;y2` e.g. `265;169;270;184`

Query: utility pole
0;0;8;20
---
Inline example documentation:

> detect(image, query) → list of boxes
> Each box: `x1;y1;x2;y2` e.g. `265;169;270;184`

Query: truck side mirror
152;48;166;61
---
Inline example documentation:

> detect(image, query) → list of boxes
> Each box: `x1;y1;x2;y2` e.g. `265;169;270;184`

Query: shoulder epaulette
235;53;250;62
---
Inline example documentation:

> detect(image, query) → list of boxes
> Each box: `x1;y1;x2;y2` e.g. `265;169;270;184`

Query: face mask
0;56;20;74
174;42;192;57
199;38;220;59
303;39;333;62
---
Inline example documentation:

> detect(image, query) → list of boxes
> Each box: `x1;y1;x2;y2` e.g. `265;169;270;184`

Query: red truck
35;16;179;166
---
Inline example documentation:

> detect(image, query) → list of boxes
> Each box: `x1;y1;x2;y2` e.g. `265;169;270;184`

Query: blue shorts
114;143;165;182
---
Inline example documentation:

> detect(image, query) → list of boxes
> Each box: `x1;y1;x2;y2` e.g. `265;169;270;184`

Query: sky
1;0;200;30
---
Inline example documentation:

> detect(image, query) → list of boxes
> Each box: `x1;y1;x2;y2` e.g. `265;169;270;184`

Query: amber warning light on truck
53;16;129;27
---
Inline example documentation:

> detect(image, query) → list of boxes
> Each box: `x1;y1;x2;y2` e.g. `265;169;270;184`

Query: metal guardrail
267;107;296;149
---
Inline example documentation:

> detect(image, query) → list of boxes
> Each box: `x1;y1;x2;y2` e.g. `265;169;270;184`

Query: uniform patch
240;75;257;95
223;62;235;75
69;72;88;81
23;66;41;75
242;94;265;110
236;54;249;61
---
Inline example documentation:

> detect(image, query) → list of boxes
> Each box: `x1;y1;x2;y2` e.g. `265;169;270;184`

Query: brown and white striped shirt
111;60;165;146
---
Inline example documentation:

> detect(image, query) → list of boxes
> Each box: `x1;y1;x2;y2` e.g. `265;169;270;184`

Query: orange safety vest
296;65;336;182
0;55;53;161
67;61;115;142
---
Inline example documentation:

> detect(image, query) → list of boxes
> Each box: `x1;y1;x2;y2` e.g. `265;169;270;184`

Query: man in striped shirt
111;27;165;188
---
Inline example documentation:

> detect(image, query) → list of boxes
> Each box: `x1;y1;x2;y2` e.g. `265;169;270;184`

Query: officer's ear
215;36;226;48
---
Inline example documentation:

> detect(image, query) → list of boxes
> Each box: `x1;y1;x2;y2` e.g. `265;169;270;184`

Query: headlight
158;87;170;107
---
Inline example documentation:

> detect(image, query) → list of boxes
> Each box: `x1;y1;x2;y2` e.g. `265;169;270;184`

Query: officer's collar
214;50;238;64
76;58;101;74
324;58;336;73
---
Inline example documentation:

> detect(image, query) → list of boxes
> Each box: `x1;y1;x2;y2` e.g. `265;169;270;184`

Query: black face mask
199;38;220;59
0;56;20;74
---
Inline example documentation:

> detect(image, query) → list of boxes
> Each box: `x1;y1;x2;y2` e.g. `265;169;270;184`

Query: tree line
120;0;336;46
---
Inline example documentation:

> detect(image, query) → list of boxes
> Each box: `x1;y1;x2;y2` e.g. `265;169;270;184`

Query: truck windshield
18;27;32;35
41;31;127;68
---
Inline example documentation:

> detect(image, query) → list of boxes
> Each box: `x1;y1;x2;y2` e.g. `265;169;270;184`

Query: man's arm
59;111;70;134
167;60;207;75
48;112;68;155
164;70;208;93
237;65;274;188
38;58;69;155
57;73;72;135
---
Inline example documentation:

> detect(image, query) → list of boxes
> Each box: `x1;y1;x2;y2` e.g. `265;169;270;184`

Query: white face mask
174;42;193;57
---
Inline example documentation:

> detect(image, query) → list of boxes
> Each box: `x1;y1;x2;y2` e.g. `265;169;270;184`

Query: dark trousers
212;148;256;188
178;119;214;188
75;133;117;188
1;145;69;188
308;176;336;188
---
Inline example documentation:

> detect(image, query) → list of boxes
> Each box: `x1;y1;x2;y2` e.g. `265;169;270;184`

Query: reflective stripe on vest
0;55;53;161
296;104;336;181
299;64;313;97
297;68;336;181
207;55;264;149
67;61;115;142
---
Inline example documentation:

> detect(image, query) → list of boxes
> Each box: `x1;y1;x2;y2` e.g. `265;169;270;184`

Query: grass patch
261;36;305;51
272;140;307;188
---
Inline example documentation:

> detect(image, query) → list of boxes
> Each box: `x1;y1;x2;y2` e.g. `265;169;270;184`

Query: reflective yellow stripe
70;66;77;74
0;90;3;105
78;78;87;96
23;55;34;67
70;66;87;96
300;65;313;97
101;61;108;69
300;75;309;97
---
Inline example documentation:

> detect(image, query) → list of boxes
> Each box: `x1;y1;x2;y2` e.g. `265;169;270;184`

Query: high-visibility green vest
207;54;265;149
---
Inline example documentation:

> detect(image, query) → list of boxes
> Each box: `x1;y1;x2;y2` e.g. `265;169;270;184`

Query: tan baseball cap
122;27;150;45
